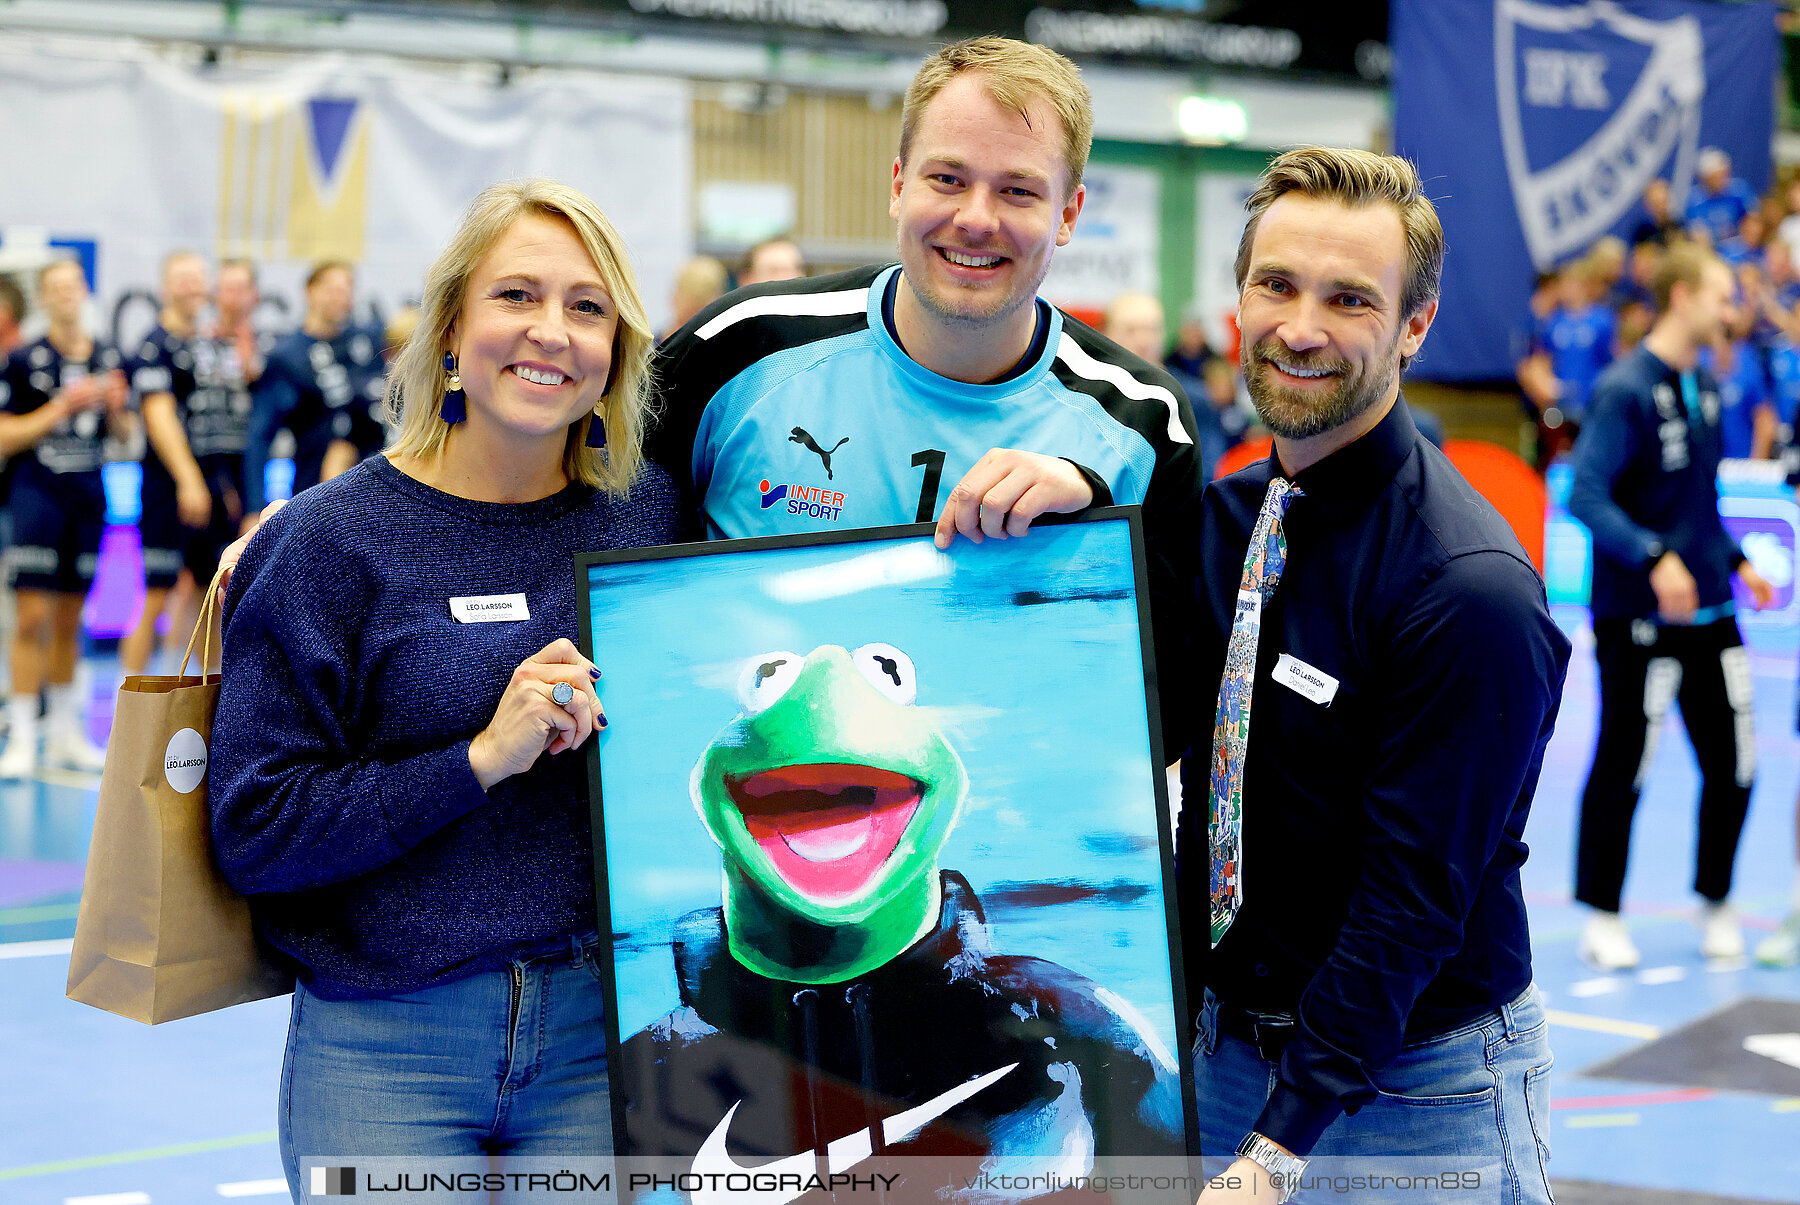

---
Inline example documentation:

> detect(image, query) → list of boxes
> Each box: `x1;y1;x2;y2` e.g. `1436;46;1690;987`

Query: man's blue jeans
280;933;613;1201
1192;984;1555;1204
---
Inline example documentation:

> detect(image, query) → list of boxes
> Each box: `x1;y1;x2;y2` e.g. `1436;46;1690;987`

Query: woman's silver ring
552;681;575;706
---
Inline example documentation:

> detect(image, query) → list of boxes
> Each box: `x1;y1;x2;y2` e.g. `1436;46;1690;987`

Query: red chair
1213;436;1273;479
1211;436;1545;573
1441;439;1546;573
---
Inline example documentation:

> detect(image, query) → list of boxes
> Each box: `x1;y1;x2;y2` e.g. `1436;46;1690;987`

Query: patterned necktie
1209;476;1302;947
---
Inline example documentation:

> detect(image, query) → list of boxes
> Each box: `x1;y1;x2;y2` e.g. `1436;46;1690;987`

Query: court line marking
1545;1008;1662;1040
35;767;103;789
1568;977;1622;998
1636;965;1686;985
0;902;81;925
0;1133;279;1181
1565;1113;1641;1128
1773;1098;1800;1113
218;1180;288;1198
65;1194;150;1205
1552;1087;1715;1109
1527;896;1788;939
0;938;74;959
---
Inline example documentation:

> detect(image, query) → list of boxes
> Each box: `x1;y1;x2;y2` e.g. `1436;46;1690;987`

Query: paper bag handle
178;562;233;680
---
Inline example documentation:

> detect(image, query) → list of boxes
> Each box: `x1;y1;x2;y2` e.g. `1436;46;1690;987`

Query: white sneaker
1753;911;1800;968
0;735;35;780
45;728;107;773
1578;911;1641;971
1699;903;1746;960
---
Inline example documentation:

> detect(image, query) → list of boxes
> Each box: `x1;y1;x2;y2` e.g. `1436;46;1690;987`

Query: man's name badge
450;593;530;623
1273;653;1339;705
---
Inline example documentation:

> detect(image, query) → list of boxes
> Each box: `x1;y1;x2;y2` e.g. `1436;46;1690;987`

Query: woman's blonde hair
386;178;654;494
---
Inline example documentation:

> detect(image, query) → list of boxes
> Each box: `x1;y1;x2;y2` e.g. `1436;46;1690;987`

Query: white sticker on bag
450;593;530;623
1273;653;1339;706
165;727;208;794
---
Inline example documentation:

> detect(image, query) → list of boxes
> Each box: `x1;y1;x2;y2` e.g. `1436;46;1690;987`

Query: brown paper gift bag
66;564;293;1023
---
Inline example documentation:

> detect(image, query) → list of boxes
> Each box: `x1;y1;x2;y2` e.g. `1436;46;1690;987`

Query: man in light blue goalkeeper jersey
648;38;1204;730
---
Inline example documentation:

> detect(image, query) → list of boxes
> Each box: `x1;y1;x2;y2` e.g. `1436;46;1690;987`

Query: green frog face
691;643;968;928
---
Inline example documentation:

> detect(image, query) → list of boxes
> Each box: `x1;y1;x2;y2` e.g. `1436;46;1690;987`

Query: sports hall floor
1;605;1796;1205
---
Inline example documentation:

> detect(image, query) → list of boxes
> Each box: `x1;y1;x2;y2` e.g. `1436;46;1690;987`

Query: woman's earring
586;356;616;449
440;351;466;425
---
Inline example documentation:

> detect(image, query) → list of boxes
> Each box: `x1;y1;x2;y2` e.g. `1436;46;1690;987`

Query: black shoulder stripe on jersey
655;264;883;414
646;265;886;495
1050;314;1201;452
1049;317;1205;756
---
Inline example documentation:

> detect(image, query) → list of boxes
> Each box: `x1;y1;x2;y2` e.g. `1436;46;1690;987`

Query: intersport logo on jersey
759;477;848;521
1496;0;1703;270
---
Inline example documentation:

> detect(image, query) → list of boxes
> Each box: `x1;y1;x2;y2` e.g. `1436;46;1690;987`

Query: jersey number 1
912;449;946;523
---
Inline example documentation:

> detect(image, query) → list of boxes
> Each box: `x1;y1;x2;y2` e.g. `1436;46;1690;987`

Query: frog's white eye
737;651;803;714
851;643;916;706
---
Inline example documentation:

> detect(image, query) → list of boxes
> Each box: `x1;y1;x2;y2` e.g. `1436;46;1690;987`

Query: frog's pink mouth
728;764;923;900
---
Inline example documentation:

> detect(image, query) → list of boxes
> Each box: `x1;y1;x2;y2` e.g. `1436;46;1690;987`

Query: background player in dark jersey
0;259;134;776
0;274;26;675
245;261;385;513
1569;245;1776;970
0;274;25;359
209;258;268;541
123;251;261;675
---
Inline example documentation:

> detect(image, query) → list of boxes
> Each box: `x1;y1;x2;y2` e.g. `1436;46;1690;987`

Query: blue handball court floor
1;604;1798;1204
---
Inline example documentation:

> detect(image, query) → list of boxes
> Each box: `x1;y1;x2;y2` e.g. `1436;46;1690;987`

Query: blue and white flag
1394;0;1776;382
0;46;693;333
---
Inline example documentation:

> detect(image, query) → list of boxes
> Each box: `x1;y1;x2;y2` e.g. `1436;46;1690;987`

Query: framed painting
577;509;1197;1200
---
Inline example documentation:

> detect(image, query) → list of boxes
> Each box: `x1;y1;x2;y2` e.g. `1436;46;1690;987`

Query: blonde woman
211;180;680;1190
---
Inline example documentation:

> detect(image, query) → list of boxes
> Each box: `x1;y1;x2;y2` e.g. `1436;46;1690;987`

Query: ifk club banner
1392;0;1777;383
0;41;692;332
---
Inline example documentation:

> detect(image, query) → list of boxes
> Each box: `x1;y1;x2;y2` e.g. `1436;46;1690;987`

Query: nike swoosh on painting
687;1062;1020;1205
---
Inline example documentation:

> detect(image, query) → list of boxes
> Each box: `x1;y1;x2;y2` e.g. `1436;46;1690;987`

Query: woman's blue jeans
280;933;613;1201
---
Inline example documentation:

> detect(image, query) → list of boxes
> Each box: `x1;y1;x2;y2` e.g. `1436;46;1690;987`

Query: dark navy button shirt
1569;345;1746;620
1175;399;1570;1154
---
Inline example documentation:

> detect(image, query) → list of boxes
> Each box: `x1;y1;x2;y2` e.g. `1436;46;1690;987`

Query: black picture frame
576;507;1197;1196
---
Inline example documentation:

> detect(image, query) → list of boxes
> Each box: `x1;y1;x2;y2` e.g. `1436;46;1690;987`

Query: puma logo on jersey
789;427;849;479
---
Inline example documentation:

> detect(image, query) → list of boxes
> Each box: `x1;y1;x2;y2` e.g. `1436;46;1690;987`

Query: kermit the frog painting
618;642;1185;1190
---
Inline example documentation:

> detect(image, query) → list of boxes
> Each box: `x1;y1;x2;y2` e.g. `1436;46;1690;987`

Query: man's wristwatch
1237;1133;1308;1203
